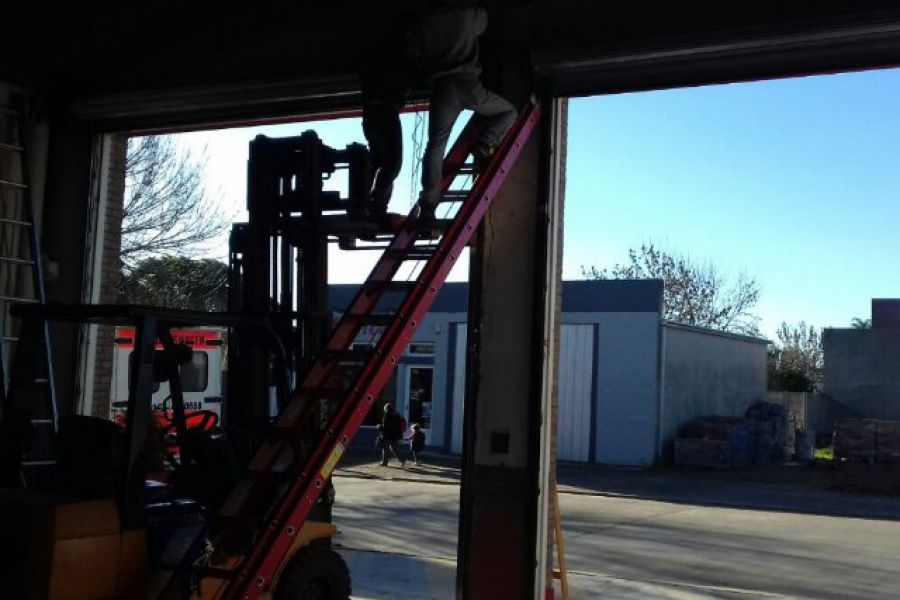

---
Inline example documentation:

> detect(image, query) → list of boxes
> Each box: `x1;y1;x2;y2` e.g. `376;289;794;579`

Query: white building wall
584;312;662;467
556;324;594;461
451;322;467;454
660;323;768;460
449;312;660;466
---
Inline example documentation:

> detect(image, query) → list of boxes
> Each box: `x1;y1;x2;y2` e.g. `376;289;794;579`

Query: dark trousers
381;438;403;465
420;74;516;206
362;102;403;209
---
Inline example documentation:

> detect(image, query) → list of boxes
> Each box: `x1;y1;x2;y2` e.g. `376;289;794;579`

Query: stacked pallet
876;421;900;462
833;419;877;461
745;402;788;463
834;419;900;463
674;417;752;469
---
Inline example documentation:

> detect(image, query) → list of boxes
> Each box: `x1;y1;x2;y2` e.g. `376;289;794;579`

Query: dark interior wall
4;2;900;131
40;113;95;415
4;2;897;90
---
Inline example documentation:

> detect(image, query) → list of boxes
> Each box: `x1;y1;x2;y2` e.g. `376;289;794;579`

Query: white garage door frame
557;324;596;462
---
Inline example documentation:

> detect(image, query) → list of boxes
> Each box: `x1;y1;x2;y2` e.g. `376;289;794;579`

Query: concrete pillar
457;98;566;600
41;111;95;416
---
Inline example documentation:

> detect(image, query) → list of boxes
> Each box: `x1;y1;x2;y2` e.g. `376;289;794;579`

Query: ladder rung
0;179;28;190
0;217;31;227
365;280;418;294
414;219;452;231
34;378;49;384
0;142;23;153
386;246;438;261
0;295;38;303
30;419;53;425
413;220;453;240
320;347;373;363
2;336;18;342
297;387;348;401
351;313;394;327
0;256;34;265
440;190;470;203
22;460;57;467
200;567;237;580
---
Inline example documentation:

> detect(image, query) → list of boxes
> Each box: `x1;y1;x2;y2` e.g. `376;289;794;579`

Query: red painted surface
114;326;222;350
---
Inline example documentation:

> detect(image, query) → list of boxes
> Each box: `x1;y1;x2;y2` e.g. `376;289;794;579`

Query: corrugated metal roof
663;321;770;345
327;279;664;314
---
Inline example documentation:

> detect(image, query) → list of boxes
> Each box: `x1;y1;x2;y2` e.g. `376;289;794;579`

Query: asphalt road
332;474;900;599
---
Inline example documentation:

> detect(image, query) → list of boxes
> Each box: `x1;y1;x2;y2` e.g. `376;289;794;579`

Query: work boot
472;144;496;180
415;193;438;223
365;200;388;223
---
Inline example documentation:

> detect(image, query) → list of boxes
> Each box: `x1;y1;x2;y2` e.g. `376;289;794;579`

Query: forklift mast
226;132;377;457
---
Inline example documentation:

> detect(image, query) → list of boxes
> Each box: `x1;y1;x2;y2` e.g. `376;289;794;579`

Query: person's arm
473;7;488;36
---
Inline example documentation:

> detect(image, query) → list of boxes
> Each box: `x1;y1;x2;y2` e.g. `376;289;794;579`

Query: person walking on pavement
409;7;518;221
378;403;406;467
406;423;426;466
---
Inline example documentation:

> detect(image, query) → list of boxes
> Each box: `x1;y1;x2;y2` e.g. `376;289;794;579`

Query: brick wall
90;134;126;417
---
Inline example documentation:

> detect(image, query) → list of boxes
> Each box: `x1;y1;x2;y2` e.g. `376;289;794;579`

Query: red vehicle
110;326;226;447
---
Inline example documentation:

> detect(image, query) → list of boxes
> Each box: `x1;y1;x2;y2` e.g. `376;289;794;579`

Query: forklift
0;102;540;599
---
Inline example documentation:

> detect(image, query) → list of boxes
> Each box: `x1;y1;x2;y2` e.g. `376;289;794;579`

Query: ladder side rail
18;119;59;429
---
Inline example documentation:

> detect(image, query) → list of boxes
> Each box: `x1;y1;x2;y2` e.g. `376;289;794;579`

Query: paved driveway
332;469;900;599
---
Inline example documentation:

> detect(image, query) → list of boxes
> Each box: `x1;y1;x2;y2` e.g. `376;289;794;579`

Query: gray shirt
407;8;488;80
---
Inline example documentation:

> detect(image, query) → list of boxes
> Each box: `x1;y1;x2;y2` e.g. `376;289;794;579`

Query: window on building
407;367;433;429
180;352;209;392
128;350;208;393
408;343;435;356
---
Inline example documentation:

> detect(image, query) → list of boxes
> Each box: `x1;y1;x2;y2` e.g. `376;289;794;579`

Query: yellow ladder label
320;442;345;480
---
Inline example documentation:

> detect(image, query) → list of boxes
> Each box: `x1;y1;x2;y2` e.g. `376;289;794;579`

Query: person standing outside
378;403;406;466
406;423;426;466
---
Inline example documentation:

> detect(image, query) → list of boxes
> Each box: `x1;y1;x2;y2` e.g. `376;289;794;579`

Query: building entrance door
405;366;434;432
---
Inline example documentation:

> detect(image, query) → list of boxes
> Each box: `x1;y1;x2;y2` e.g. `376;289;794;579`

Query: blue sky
176;68;900;338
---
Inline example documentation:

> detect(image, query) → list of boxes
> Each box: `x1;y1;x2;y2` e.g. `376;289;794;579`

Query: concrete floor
332;469;900;599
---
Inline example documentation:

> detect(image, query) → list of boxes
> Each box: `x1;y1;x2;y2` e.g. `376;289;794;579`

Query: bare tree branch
121;136;230;270
581;243;761;335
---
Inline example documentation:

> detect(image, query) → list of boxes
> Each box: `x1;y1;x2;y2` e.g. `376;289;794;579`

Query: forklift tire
274;544;351;600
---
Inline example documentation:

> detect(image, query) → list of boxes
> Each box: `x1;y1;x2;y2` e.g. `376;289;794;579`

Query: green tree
119;257;228;311
582;243;761;335
850;317;872;329
768;321;823;391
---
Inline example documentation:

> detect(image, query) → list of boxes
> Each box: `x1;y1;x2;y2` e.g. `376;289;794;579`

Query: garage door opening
76;109;478;600
555;67;900;599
